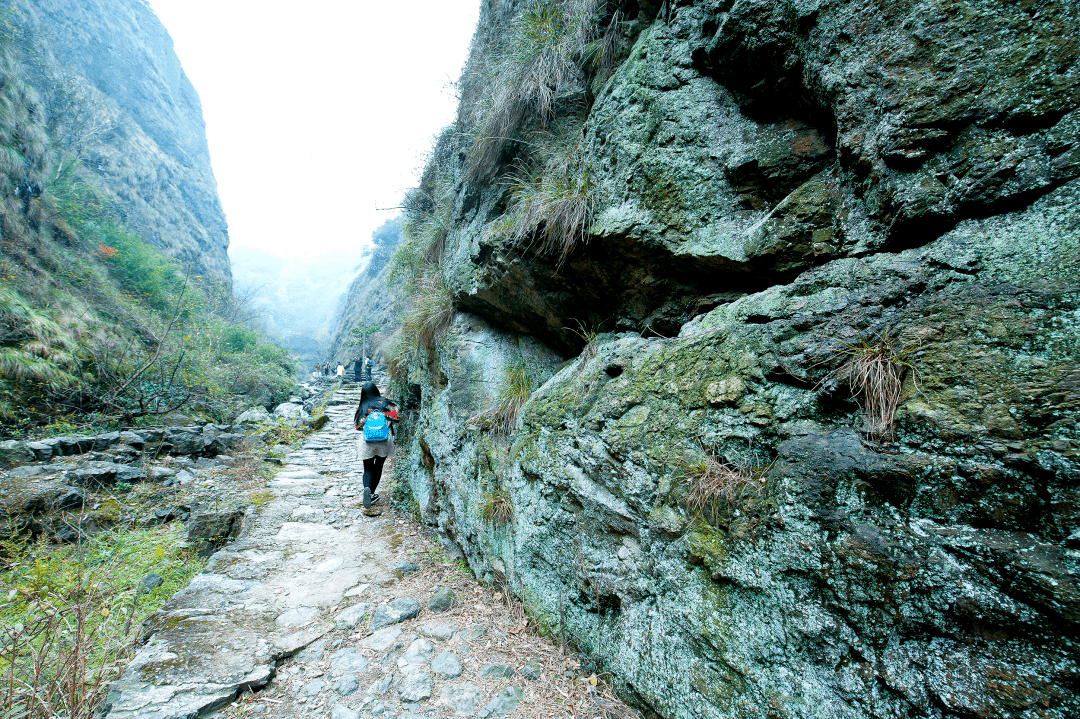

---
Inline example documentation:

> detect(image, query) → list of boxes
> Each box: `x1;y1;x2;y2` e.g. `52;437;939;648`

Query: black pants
363;456;386;494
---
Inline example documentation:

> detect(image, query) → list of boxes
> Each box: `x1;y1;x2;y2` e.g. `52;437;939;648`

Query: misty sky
147;0;479;258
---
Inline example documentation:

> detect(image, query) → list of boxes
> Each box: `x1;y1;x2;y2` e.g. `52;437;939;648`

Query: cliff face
390;1;1080;718
9;0;230;280
327;217;404;367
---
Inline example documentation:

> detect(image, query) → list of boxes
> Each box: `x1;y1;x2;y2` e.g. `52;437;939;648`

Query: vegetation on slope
387;0;626;380
0;38;297;434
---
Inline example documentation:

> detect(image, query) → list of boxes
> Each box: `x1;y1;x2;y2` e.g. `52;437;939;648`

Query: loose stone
334;602;370;630
453;625;487;643
360;626;401;652
418;621;456;641
431;651;463;679
520;658;542;680
330;704;360;719
482;686;524;717
298;678;324;696
139;573;164;594
367;672;393;696
333;674;359;696
440;683;483;714
369;597;420;631
329;648;369;674
389;561;420;576
398;638;434;668
398;671;433;702
479;663;515;679
426;587;455;613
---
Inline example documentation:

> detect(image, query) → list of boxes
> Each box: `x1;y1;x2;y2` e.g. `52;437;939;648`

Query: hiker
313;363;321;378
353;356;364;381
353;382;398;508
362;355;374;382
336;362;345;377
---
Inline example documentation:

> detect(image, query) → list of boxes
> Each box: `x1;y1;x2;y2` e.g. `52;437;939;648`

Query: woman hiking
353;381;397;508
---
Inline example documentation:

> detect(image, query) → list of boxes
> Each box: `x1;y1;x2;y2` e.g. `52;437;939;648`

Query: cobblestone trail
104;384;634;719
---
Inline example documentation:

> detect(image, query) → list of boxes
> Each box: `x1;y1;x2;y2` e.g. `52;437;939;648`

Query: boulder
206;433;245;454
273;403;303;420
66;461;147;488
0;440;34;468
185;509;245;547
96;431;122;449
23;442;53;462
119;431;144;448
163;428;206;456
369;597;421;631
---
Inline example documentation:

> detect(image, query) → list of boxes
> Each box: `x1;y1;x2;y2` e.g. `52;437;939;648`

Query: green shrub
0;527;205;719
222;326;257;354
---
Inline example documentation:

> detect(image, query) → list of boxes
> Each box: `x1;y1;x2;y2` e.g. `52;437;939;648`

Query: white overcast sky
147;0;479;258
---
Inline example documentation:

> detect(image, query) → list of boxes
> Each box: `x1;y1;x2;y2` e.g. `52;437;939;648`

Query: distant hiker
336;362;344;377
353;382;398;508
353;356;364;381
363;355;373;382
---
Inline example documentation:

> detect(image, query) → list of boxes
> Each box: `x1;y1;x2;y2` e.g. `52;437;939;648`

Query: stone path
104;384;635;719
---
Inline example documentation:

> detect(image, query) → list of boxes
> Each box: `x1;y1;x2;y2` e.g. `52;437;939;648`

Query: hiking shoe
363;486;371;509
370;493;380;505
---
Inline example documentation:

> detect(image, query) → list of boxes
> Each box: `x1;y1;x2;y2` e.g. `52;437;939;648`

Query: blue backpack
363;410;390;442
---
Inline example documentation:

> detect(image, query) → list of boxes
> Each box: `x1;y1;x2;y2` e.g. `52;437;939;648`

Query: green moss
639;165;689;234
685;519;730;575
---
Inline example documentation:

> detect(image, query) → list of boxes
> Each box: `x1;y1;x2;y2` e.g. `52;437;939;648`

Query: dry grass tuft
468;0;614;180
491;135;595;269
400;271;454;355
678;448;767;521
827;327;914;441
471;356;533;435
482;487;515;528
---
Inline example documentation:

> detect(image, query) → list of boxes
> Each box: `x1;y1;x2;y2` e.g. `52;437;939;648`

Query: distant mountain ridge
8;0;230;280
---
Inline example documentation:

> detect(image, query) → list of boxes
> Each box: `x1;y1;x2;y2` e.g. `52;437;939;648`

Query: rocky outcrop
390;1;1080;718
8;0;230;280
327;217;404;365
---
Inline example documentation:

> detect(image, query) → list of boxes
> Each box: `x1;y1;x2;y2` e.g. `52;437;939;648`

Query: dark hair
355;382;392;425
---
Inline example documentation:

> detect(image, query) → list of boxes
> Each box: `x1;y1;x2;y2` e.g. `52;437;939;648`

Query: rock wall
327;217;404;366
391;1;1080;717
8;0;230;280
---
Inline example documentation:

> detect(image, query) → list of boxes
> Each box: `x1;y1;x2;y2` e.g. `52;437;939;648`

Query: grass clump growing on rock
482;486;514;528
496;150;595;269
468;0;616;180
827;326;915;441
472;355;534;435
400;271;454;356
677;446;770;534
